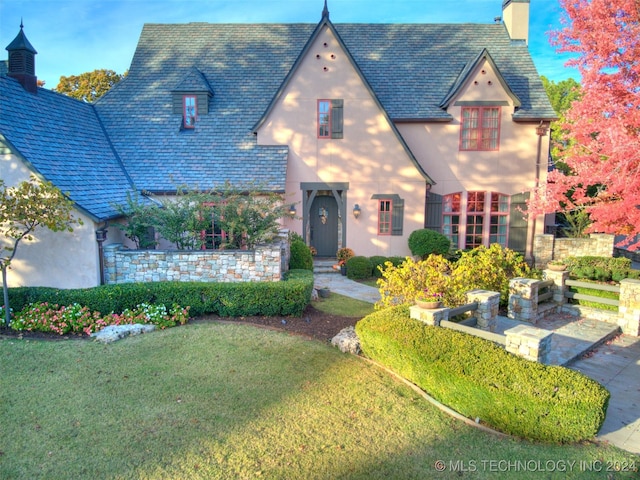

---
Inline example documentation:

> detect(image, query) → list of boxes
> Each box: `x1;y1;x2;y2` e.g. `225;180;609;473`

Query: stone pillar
508;278;540;324
543;269;569;304
467;289;500;332
618;279;640;336
409;305;448;326
103;243;122;285
505;325;553;363
533;234;554;269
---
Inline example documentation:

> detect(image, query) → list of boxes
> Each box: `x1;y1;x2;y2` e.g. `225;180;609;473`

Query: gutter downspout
532;121;549;265
95;224;108;285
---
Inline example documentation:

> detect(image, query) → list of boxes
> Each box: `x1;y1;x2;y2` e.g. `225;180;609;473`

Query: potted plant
415;289;444;309
336;247;355;276
547;259;567;271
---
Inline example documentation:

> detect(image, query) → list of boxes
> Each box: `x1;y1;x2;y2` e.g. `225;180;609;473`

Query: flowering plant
416;289;444;302
10;302;190;336
336;247;355;262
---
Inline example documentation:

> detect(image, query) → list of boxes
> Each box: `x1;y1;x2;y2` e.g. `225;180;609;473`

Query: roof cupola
5;20;38;93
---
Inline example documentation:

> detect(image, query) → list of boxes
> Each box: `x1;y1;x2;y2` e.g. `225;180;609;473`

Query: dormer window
183;95;197;128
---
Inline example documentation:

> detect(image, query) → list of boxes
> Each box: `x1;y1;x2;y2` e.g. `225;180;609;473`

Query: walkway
314;269;640;455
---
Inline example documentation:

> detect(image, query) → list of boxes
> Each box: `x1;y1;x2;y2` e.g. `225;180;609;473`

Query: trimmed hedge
355;306;609;443
346;256;373;280
564;255;640;282
408;229;450;258
7;269;313;318
290;239;313;271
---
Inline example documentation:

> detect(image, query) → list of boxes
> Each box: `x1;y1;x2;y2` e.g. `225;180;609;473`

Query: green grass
312;292;375;317
1;323;638;479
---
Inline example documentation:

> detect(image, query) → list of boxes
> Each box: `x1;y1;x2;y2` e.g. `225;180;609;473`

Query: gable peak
321;0;329;20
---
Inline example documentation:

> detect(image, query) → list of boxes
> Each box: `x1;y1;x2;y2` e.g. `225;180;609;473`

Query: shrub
376;255;453;309
451;244;533;306
7;270;314;319
408;229;450;258
346;256;373;280
356;306;609;443
369;256;388;278
290;239;313;271
564;256;633;282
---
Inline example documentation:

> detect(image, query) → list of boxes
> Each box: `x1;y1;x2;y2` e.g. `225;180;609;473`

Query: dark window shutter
331;99;343;139
508;192;530;253
425;192;443;231
391;198;404;236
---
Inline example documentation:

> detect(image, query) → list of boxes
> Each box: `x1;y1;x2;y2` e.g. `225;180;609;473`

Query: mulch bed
0;305;358;343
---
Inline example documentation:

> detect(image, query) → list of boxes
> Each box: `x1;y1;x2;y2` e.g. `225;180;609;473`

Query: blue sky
1;0;579;89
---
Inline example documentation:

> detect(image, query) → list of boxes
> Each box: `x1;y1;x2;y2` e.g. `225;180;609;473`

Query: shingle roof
95;21;554;193
173;66;213;94
0;76;141;221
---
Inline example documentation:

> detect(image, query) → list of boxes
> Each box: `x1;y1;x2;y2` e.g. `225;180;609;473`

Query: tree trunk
2;267;10;327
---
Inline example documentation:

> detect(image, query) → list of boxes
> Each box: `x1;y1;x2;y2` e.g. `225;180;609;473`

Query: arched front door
309;195;338;257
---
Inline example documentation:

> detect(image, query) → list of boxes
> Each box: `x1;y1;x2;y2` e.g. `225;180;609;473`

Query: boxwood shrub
355;306;609;443
346;256;373;280
7;269;313;318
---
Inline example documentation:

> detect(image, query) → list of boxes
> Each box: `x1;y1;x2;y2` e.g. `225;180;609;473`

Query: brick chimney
502;0;530;45
5;21;38;93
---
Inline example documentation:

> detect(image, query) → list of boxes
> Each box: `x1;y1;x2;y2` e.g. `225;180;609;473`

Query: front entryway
310;195;338;257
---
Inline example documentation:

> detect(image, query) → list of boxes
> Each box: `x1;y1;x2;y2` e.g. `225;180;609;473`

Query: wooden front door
310;195;338;257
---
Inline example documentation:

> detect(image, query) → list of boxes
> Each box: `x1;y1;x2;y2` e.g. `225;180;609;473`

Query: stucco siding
257;25;427;258
1;152;101;289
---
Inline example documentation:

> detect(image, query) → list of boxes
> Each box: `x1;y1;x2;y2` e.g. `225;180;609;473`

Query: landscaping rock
331;326;360;354
91;324;156;344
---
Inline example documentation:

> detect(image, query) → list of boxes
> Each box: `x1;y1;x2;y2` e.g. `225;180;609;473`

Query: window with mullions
317;99;343;139
489;193;509;245
183;95;197;129
378;199;392;235
318;100;330;138
465;191;485;249
460;107;500;151
442;193;461;247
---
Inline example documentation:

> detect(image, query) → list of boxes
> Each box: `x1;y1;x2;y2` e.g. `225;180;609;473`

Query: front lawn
1;322;637;479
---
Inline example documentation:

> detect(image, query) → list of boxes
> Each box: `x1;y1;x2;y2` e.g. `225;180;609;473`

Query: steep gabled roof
252;15;434;184
0;76;142;221
439;48;521;111
92;20;555;193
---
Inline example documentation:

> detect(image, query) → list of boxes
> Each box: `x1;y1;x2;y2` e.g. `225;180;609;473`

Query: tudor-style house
0;0;555;289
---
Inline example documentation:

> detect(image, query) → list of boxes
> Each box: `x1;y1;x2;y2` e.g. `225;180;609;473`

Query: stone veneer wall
533;234;614;269
103;242;287;284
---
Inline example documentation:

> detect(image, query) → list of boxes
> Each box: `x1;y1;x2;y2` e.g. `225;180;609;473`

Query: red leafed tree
529;0;640;248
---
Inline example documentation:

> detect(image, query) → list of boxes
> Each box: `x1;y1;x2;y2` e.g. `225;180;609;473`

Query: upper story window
183;95;197;129
460;107;500;151
378;199;392;235
318;100;330;138
317;99;344;139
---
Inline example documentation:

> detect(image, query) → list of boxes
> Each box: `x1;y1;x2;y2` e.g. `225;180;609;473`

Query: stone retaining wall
508;272;640;337
533;234;614;269
409;290;553;363
103;242;287;284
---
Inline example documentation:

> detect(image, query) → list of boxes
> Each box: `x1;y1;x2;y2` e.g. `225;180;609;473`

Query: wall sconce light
319;207;328;224
288;204;296;217
536;121;548;136
353;204;361;219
